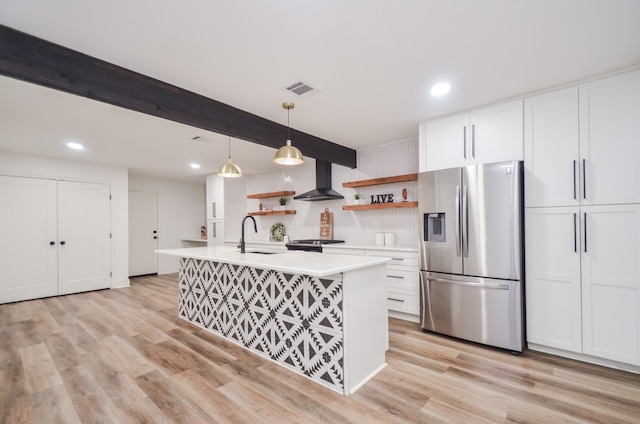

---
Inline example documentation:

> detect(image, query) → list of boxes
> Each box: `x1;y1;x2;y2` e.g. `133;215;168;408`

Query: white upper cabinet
420;99;523;172
421;113;468;171
524;87;580;208
525;70;640;207
579;70;640;205
469;99;524;164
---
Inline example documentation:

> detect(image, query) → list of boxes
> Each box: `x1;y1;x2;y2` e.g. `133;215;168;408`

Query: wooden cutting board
319;208;333;240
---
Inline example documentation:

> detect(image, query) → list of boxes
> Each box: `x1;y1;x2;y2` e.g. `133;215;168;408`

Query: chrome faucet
240;215;257;253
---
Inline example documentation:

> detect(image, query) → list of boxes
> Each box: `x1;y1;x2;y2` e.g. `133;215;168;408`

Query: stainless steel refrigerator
418;160;524;352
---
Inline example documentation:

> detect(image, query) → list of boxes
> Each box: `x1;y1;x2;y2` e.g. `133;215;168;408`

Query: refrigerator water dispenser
424;213;445;242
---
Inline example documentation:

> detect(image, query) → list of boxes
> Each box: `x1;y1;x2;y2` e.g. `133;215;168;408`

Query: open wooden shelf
247;190;295;199
342;173;417;188
248;210;297;216
342;201;418;211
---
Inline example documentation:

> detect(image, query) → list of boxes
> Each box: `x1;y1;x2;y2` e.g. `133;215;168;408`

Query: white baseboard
112;278;131;289
528;343;640;374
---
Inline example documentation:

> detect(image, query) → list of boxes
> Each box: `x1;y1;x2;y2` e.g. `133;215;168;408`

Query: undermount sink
245;249;281;255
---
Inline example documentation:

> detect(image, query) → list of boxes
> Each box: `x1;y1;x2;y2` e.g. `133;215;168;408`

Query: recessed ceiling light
66;142;84;150
430;83;451;96
190;163;201;169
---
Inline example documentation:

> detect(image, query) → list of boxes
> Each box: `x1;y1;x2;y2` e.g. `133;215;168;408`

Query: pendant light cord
287;108;290;140
228;137;231;160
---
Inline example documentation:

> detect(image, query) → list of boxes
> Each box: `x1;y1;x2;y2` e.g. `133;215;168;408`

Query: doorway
129;190;158;276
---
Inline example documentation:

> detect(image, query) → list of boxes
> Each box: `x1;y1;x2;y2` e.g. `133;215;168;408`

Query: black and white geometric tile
178;258;345;392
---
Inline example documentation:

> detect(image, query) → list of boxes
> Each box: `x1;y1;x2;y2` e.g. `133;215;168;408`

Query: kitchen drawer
366;249;419;267
323;247;365;256
387;287;420;315
386;266;419;291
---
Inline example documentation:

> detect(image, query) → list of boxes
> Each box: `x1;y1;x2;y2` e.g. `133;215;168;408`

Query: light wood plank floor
1;273;639;423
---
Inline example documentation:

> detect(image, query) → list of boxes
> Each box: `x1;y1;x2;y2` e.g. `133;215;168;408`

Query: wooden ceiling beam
0;25;357;168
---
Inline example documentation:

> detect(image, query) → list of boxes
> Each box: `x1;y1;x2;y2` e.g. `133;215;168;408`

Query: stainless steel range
285;239;345;252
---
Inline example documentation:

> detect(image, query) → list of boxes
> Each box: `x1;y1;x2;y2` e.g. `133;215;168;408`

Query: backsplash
245;138;419;247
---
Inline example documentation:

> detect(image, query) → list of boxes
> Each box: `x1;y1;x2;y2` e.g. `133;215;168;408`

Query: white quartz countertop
156;246;390;277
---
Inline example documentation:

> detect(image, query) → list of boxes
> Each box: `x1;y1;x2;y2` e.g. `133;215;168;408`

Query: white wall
0;151;130;288
129;175;205;274
244;138;419;247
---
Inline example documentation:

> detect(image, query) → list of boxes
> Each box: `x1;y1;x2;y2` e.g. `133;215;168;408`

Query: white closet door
128;190;158;276
58;181;111;295
0;176;58;304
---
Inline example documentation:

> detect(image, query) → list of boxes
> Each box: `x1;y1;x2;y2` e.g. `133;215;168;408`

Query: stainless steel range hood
294;160;344;202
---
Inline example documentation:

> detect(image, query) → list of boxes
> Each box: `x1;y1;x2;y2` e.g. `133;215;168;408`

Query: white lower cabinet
526;205;640;367
324;246;420;320
525;207;582;353
581;205;640;365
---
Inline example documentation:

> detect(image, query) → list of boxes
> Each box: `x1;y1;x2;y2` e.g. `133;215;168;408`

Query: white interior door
0;176;58;304
58;181;111;295
129;190;158;276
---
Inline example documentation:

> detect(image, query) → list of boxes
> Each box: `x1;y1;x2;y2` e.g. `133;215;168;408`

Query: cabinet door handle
573;213;577;252
583;159;587;200
50;241;56;246
60;241;66;246
573;160;577;200
584;212;587;253
471;124;476;159
387;297;405;303
463;126;467;159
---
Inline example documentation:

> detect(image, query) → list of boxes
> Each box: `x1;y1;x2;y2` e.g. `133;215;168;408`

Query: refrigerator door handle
462;185;469;257
424;276;510;290
455;185;461;257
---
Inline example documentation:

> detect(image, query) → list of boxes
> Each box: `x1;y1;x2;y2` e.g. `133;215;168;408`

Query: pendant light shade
218;137;242;178
274;102;304;165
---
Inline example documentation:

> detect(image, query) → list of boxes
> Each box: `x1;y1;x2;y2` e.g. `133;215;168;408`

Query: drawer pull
391;258;404;262
387;297;405;303
387;275;405;279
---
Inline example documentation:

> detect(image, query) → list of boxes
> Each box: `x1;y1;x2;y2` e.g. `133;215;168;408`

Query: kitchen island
156;246;390;395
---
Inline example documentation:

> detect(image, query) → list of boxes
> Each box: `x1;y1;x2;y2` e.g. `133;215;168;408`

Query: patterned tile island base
177;257;387;395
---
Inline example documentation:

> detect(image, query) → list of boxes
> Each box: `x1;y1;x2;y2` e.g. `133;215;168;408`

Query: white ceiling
1;0;639;183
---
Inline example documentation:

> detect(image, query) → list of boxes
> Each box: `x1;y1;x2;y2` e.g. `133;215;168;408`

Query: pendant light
218;136;242;178
274;102;304;165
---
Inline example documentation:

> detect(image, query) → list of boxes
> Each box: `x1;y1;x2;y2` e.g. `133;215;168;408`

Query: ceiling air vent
285;80;320;98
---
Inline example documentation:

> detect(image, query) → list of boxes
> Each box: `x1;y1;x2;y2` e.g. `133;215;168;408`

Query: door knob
50;241;56;246
60;241;66;245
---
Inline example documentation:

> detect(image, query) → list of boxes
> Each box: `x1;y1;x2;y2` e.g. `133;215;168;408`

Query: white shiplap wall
244;138;419;247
